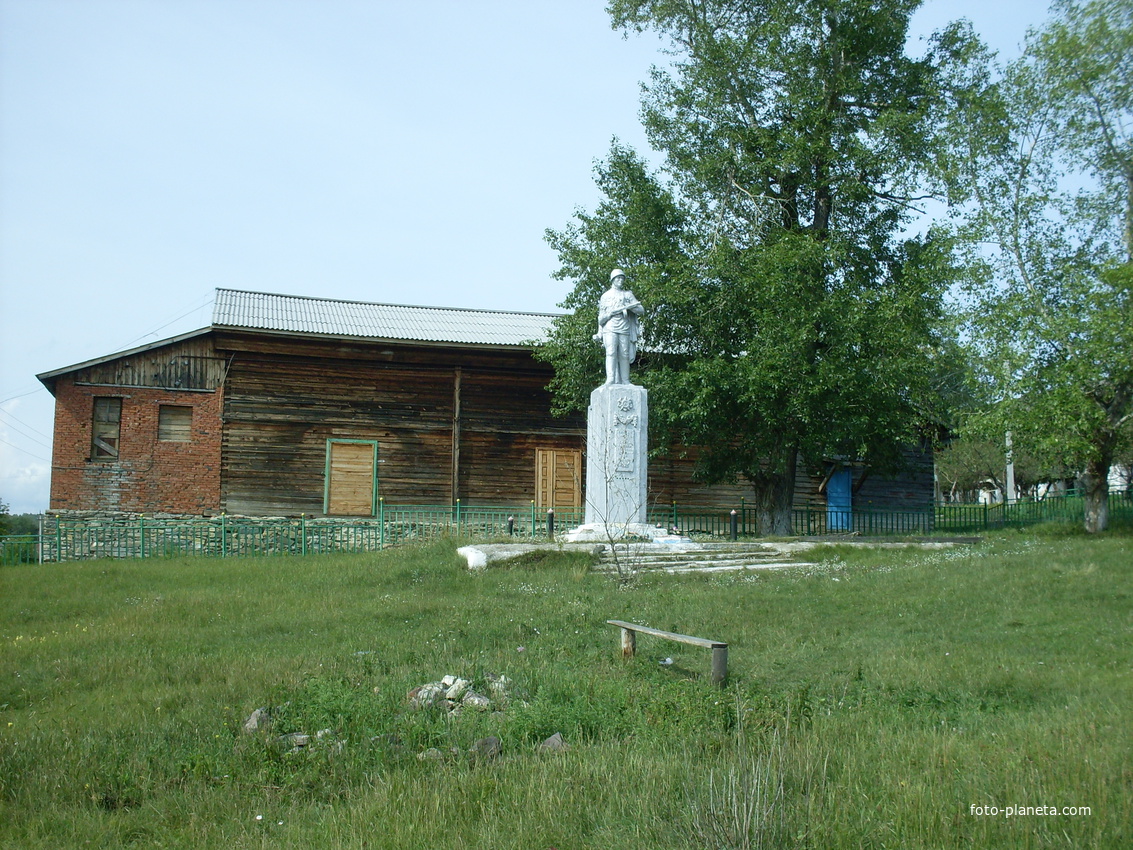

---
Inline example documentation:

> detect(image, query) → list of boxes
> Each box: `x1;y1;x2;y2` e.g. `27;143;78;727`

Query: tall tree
951;0;1133;532
540;0;973;533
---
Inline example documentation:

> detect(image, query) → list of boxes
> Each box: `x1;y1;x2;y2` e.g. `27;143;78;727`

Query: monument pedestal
583;382;648;528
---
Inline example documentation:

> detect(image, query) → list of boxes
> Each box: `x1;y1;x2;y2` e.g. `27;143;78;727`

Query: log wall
215;332;586;516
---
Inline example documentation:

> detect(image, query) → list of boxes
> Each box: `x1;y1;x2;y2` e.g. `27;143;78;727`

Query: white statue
594;269;644;385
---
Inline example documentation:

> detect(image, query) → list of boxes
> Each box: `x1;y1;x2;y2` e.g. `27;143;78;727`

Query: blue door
827;469;853;531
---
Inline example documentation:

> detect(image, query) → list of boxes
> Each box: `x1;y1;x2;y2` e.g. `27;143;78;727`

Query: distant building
37;289;935;520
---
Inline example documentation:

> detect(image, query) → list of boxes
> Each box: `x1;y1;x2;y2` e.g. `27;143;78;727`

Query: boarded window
158;405;193;441
536;448;582;509
325;440;378;516
91;397;122;461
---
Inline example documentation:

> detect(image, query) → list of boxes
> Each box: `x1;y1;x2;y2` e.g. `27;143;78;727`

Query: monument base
584;383;649;527
561;522;692;545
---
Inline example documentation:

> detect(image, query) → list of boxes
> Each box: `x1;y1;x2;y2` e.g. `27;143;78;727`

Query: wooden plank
326;442;376;516
214;330;553;372
605;620;727;649
553;450;581;508
76;337;227;391
158;405;193;441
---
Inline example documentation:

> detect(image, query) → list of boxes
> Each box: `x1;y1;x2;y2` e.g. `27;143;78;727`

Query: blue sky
1;0;1055;514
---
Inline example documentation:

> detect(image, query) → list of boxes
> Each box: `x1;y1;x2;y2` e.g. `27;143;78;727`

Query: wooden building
37;288;935;519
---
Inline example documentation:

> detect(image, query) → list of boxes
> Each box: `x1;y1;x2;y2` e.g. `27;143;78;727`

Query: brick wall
48;376;223;514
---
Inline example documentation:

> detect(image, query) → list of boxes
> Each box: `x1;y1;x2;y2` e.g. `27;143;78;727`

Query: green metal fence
3;491;1129;564
655;503;936;537
15;501;582;563
0;534;39;566
934;491;1133;533
794;505;935;536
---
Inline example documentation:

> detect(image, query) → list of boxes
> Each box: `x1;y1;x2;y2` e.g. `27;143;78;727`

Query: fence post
547;508;555;540
671;501;678;531
530;501;536;540
221;515;228;558
730;509;738;541
55;517;61;563
455;499;462;534
301;514;307;556
379;498;385;550
507;515;515;536
139;515;146;560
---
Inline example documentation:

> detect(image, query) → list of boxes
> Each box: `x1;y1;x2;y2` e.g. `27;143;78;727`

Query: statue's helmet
610;268;625;281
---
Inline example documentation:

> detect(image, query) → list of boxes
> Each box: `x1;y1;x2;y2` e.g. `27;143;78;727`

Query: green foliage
540;0;976;533
0;503;39;565
4;513;40;535
949;0;1133;531
935;435;1071;501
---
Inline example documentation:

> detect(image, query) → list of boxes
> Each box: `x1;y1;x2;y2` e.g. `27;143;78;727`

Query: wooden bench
606;619;728;686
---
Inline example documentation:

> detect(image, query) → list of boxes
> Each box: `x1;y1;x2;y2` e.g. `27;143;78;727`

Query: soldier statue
594;269;644;385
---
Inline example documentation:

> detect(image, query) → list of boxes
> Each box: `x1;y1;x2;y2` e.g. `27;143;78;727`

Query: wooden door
826;468;853;531
325;440;378;516
536;448;582;509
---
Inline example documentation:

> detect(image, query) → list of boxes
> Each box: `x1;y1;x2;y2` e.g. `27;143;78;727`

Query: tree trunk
1080;457;1111;533
749;451;799;537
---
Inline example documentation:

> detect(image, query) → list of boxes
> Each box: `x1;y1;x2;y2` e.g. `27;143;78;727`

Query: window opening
158;405;192;442
91;397;122;461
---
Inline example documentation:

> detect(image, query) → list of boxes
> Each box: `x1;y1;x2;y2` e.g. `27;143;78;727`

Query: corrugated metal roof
212;288;560;347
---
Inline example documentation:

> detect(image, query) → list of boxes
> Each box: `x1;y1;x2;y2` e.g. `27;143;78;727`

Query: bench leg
620;627;636;658
711;646;728;687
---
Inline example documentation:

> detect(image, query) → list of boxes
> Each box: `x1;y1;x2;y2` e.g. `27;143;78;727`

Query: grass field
1;527;1130;848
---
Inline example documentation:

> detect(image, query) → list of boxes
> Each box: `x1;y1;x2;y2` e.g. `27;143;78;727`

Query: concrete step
595;542;814;574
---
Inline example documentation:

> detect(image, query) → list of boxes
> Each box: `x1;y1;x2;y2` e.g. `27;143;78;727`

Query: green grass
1;533;1130;848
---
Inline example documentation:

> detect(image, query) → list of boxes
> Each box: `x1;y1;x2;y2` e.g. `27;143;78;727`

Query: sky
1;0;1057;515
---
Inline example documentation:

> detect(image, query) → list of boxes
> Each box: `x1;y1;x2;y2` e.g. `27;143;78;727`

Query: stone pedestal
584;383;648;527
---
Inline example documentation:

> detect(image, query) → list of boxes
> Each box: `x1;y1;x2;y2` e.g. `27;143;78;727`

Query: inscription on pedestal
614;398;638;474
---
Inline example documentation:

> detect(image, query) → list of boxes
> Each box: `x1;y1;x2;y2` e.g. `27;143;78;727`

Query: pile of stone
406;673;512;715
241;705;342;755
241;672;569;762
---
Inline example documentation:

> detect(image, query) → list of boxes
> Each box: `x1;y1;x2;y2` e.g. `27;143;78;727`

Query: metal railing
3;491;1129;564
15;501;582;563
0;534;39;566
934;491;1133;533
